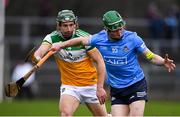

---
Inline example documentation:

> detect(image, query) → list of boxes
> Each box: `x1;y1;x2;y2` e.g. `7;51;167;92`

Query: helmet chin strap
107;29;124;41
108;36;120;41
57;29;76;40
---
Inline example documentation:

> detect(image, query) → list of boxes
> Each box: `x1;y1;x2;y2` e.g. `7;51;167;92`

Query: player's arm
33;43;52;63
51;36;90;52
87;48;107;104
143;49;176;72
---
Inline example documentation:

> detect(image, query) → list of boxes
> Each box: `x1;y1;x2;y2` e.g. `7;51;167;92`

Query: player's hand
164;54;176;72
96;87;107;105
50;42;62;53
32;55;41;65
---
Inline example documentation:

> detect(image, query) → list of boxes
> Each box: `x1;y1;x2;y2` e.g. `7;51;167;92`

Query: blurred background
0;0;180;115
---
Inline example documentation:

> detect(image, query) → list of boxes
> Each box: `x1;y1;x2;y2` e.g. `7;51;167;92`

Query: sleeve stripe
86;46;95;51
42;40;52;45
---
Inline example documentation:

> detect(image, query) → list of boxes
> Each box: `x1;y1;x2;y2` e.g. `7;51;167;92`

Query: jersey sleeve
88;34;99;46
84;36;96;51
134;33;147;53
42;34;52;45
88;30;106;46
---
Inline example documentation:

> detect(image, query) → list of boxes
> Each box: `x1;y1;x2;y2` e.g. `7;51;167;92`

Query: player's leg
128;78;147;116
111;104;129;116
129;100;145;116
86;103;108;116
59;94;80;116
110;86;130;116
110;78;147;116
59;85;81;116
80;85;108;116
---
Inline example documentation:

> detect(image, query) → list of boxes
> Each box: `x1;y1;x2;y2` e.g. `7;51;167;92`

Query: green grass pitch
0;99;180;116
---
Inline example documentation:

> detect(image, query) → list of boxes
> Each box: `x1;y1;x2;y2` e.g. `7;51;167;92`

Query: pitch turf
0;99;180;116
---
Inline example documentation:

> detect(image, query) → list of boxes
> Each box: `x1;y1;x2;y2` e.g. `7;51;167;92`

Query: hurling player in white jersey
32;10;108;116
51;10;176;116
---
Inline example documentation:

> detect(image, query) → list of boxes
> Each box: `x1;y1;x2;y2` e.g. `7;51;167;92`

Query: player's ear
123;25;126;29
75;22;79;29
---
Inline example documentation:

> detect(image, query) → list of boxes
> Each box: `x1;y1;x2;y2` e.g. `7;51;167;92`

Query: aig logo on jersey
104;56;127;66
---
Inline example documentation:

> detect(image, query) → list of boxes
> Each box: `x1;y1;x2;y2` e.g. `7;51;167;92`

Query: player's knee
60;108;73;116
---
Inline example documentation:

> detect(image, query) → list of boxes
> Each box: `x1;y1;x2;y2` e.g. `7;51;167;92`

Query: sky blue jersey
88;30;147;88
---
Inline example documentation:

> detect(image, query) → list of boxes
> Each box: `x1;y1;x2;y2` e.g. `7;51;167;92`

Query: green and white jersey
42;29;97;86
42;29;94;62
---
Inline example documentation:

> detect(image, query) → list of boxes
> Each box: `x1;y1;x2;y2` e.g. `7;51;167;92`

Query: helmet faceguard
102;10;125;31
56;10;78;23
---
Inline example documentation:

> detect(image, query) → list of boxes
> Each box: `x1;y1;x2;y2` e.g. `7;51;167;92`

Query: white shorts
60;85;99;103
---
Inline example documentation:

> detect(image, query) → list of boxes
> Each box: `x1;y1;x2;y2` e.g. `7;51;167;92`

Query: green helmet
56;10;77;23
102;10;125;31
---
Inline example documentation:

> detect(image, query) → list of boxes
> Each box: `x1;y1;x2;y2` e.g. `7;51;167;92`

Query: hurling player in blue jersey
51;10;176;116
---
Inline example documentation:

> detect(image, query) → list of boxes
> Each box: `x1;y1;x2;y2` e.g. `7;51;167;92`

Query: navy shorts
110;78;148;105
